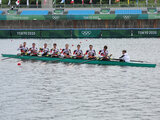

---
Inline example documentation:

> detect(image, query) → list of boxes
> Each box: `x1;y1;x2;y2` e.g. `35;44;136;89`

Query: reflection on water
0;39;160;120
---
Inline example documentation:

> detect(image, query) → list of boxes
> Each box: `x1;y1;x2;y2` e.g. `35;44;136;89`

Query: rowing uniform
119;53;130;62
99;49;108;57
50;48;60;56
28;47;38;55
38;47;49;56
18;46;28;54
61;49;71;57
73;49;83;57
43;47;49;55
85;49;96;58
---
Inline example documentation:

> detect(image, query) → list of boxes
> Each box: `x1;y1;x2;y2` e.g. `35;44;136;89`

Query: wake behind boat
1;54;156;68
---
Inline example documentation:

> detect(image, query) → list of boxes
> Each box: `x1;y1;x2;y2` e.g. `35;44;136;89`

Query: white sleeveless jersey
18;46;28;52
50;48;59;54
43;47;49;53
28;47;38;54
61;49;71;55
73;49;83;56
85;50;96;56
99;50;108;56
30;47;38;51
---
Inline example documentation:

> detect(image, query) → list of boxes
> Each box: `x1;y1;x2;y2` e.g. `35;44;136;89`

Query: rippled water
0;38;160;120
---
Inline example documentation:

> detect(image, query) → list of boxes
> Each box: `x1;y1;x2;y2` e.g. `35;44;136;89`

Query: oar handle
111;58;120;61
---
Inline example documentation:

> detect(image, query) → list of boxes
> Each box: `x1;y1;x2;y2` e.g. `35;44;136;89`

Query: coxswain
50;43;60;57
73;44;83;59
17;42;28;55
85;45;96;59
119;50;130;62
99;45;112;60
28;43;38;56
61;44;71;58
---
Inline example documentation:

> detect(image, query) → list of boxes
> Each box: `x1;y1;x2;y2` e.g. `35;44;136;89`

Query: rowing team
18;42;130;62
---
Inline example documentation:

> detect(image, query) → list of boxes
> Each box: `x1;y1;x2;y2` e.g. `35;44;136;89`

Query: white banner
8;0;11;5
27;0;29;6
0;0;2;5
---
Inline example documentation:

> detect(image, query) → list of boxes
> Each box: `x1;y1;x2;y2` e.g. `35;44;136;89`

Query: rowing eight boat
1;54;156;68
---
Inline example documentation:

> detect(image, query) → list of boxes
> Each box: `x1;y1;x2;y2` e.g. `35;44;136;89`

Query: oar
111;58;120;61
80;59;96;64
79;56;109;64
51;58;62;62
0;54;23;61
38;56;63;64
0;57;12;61
1;54;31;61
130;60;145;63
111;58;145;63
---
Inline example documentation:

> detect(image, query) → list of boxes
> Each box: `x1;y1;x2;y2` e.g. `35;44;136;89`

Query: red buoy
17;62;21;66
72;44;74;46
80;42;82;44
86;40;88;41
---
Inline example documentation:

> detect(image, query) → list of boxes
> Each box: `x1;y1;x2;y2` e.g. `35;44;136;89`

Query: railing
0;25;158;29
0;3;159;9
0;26;160;29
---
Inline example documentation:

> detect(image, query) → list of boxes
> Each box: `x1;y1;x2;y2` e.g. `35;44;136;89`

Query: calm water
0;38;160;120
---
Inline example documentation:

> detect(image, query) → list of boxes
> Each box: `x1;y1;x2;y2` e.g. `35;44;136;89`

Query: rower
119;50;130;62
99;45;112;60
17;42;28;55
38;43;49;56
43;43;49;55
38;48;44;56
61;44;71;58
73;44;83;59
50;43;60;57
28;43;38;56
85;45;96;59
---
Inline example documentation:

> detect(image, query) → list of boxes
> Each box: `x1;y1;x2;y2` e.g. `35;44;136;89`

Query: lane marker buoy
17;62;21;66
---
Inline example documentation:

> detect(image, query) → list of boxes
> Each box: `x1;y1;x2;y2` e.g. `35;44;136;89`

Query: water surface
0;38;160;120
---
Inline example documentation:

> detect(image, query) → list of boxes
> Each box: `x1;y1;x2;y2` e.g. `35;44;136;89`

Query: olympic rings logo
81;31;92;36
123;15;131;20
52;16;60;20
